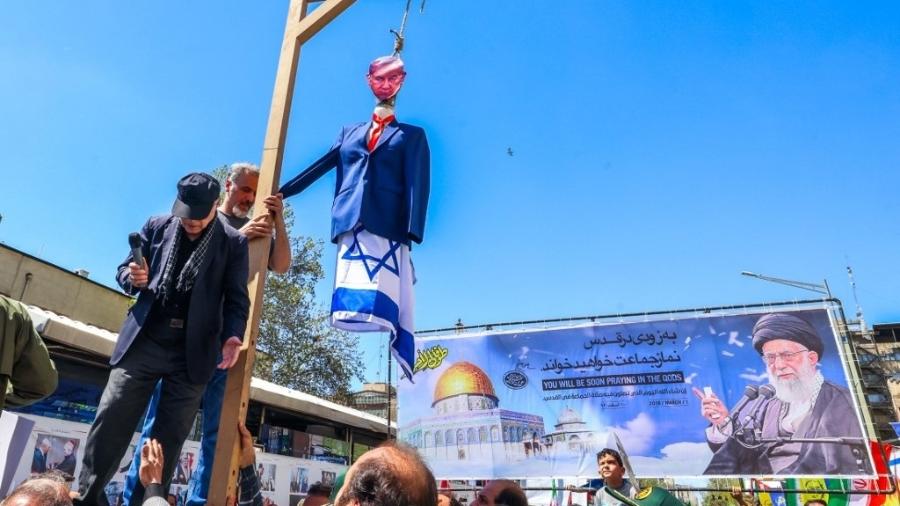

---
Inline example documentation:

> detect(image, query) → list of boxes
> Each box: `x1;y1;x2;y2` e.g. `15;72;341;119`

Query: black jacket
705;381;870;475
111;215;249;384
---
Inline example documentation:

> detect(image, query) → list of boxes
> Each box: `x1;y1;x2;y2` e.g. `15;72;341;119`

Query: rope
391;0;427;56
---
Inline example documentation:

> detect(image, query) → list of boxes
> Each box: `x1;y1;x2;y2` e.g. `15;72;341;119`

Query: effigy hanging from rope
278;1;429;380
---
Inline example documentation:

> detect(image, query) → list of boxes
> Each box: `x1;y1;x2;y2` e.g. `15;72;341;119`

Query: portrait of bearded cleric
694;312;871;475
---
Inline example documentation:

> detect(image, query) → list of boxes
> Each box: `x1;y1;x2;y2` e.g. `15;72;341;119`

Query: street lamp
740;271;833;299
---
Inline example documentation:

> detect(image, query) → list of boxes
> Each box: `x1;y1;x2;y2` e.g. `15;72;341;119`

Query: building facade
848;321;900;441
350;382;397;421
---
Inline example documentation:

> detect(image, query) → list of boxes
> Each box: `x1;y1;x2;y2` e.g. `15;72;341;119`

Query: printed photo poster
103;434;141;506
10;416;89;494
31;433;80;479
289;466;310;506
171;484;189;505
171;448;196;486
258;463;278;492
399;307;874;479
255;454;282;505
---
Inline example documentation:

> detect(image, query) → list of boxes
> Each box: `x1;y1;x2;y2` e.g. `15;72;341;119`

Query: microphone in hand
128;233;144;267
127;232;149;288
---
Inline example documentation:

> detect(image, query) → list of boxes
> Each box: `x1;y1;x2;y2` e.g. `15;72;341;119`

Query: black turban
751;312;824;358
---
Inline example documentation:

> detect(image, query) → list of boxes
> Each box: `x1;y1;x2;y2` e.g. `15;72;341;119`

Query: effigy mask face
367;56;406;101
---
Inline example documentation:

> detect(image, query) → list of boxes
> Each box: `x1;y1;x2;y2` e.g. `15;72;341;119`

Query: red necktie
368;114;395;151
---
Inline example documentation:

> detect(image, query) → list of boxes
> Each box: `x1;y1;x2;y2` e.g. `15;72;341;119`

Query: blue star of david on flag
341;226;402;282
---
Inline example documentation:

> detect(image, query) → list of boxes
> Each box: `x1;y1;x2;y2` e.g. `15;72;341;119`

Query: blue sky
2;2;899;387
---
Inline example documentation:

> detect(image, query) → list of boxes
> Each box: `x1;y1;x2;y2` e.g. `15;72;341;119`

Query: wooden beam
207;0;357;502
286;0;358;46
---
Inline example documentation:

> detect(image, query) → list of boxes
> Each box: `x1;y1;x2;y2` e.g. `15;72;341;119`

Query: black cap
751;312;824;358
172;172;220;220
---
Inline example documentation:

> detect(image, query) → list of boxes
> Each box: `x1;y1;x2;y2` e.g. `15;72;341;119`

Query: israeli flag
331;225;416;380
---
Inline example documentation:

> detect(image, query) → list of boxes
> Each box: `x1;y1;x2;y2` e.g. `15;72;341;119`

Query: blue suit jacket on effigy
278;119;430;246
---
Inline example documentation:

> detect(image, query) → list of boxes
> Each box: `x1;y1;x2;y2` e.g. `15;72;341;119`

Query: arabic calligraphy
413;345;449;373
583;330;677;349
541;350;682;375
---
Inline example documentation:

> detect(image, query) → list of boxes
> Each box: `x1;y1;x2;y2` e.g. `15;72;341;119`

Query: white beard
771;362;822;404
230;205;250;219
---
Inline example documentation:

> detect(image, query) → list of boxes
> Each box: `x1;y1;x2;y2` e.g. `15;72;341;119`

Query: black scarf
158;219;218;305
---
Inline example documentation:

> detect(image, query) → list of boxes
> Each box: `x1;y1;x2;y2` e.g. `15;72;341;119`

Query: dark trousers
75;326;206;505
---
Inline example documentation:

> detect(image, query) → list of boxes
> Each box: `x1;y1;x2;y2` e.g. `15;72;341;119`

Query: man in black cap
75;172;250;505
697;312;869;475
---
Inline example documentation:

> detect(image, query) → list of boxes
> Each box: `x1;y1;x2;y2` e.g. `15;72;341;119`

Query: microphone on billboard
742;384;776;436
728;385;759;436
729;385;760;420
734;384;775;441
128;233;144;267
750;385;775;425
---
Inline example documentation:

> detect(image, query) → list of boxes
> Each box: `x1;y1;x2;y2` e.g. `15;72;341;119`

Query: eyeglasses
761;349;809;364
368;73;405;85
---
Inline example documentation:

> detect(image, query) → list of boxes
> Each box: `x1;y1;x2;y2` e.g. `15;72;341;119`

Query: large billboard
398;307;874;479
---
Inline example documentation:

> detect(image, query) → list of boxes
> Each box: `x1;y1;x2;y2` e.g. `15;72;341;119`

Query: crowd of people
2;436;654;506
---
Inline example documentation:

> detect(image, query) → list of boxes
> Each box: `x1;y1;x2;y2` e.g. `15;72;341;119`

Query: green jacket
0;294;58;411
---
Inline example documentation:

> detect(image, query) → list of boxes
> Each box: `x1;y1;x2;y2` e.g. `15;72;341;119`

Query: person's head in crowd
334;442;437;506
438;491;463;506
307;482;331;497
39;438;51;454
2;475;73;506
171;172;221;239
804;500;827;506
597;448;626;488
222;162;260;219
166;494;177;506
39;470;74;484
752;313;824;404
302;482;332;506
473;480;528;506
63;441;75;457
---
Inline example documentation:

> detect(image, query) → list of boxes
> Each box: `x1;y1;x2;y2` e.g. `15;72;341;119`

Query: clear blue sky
2;1;899;387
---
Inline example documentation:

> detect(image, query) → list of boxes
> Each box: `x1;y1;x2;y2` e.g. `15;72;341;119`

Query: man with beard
53;440;77;477
697;312;869;475
217;162;291;273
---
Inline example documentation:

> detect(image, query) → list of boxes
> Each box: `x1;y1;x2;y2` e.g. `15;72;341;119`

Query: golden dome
432;361;498;406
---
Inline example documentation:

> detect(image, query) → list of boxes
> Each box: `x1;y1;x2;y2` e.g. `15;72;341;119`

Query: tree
211;165;365;402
